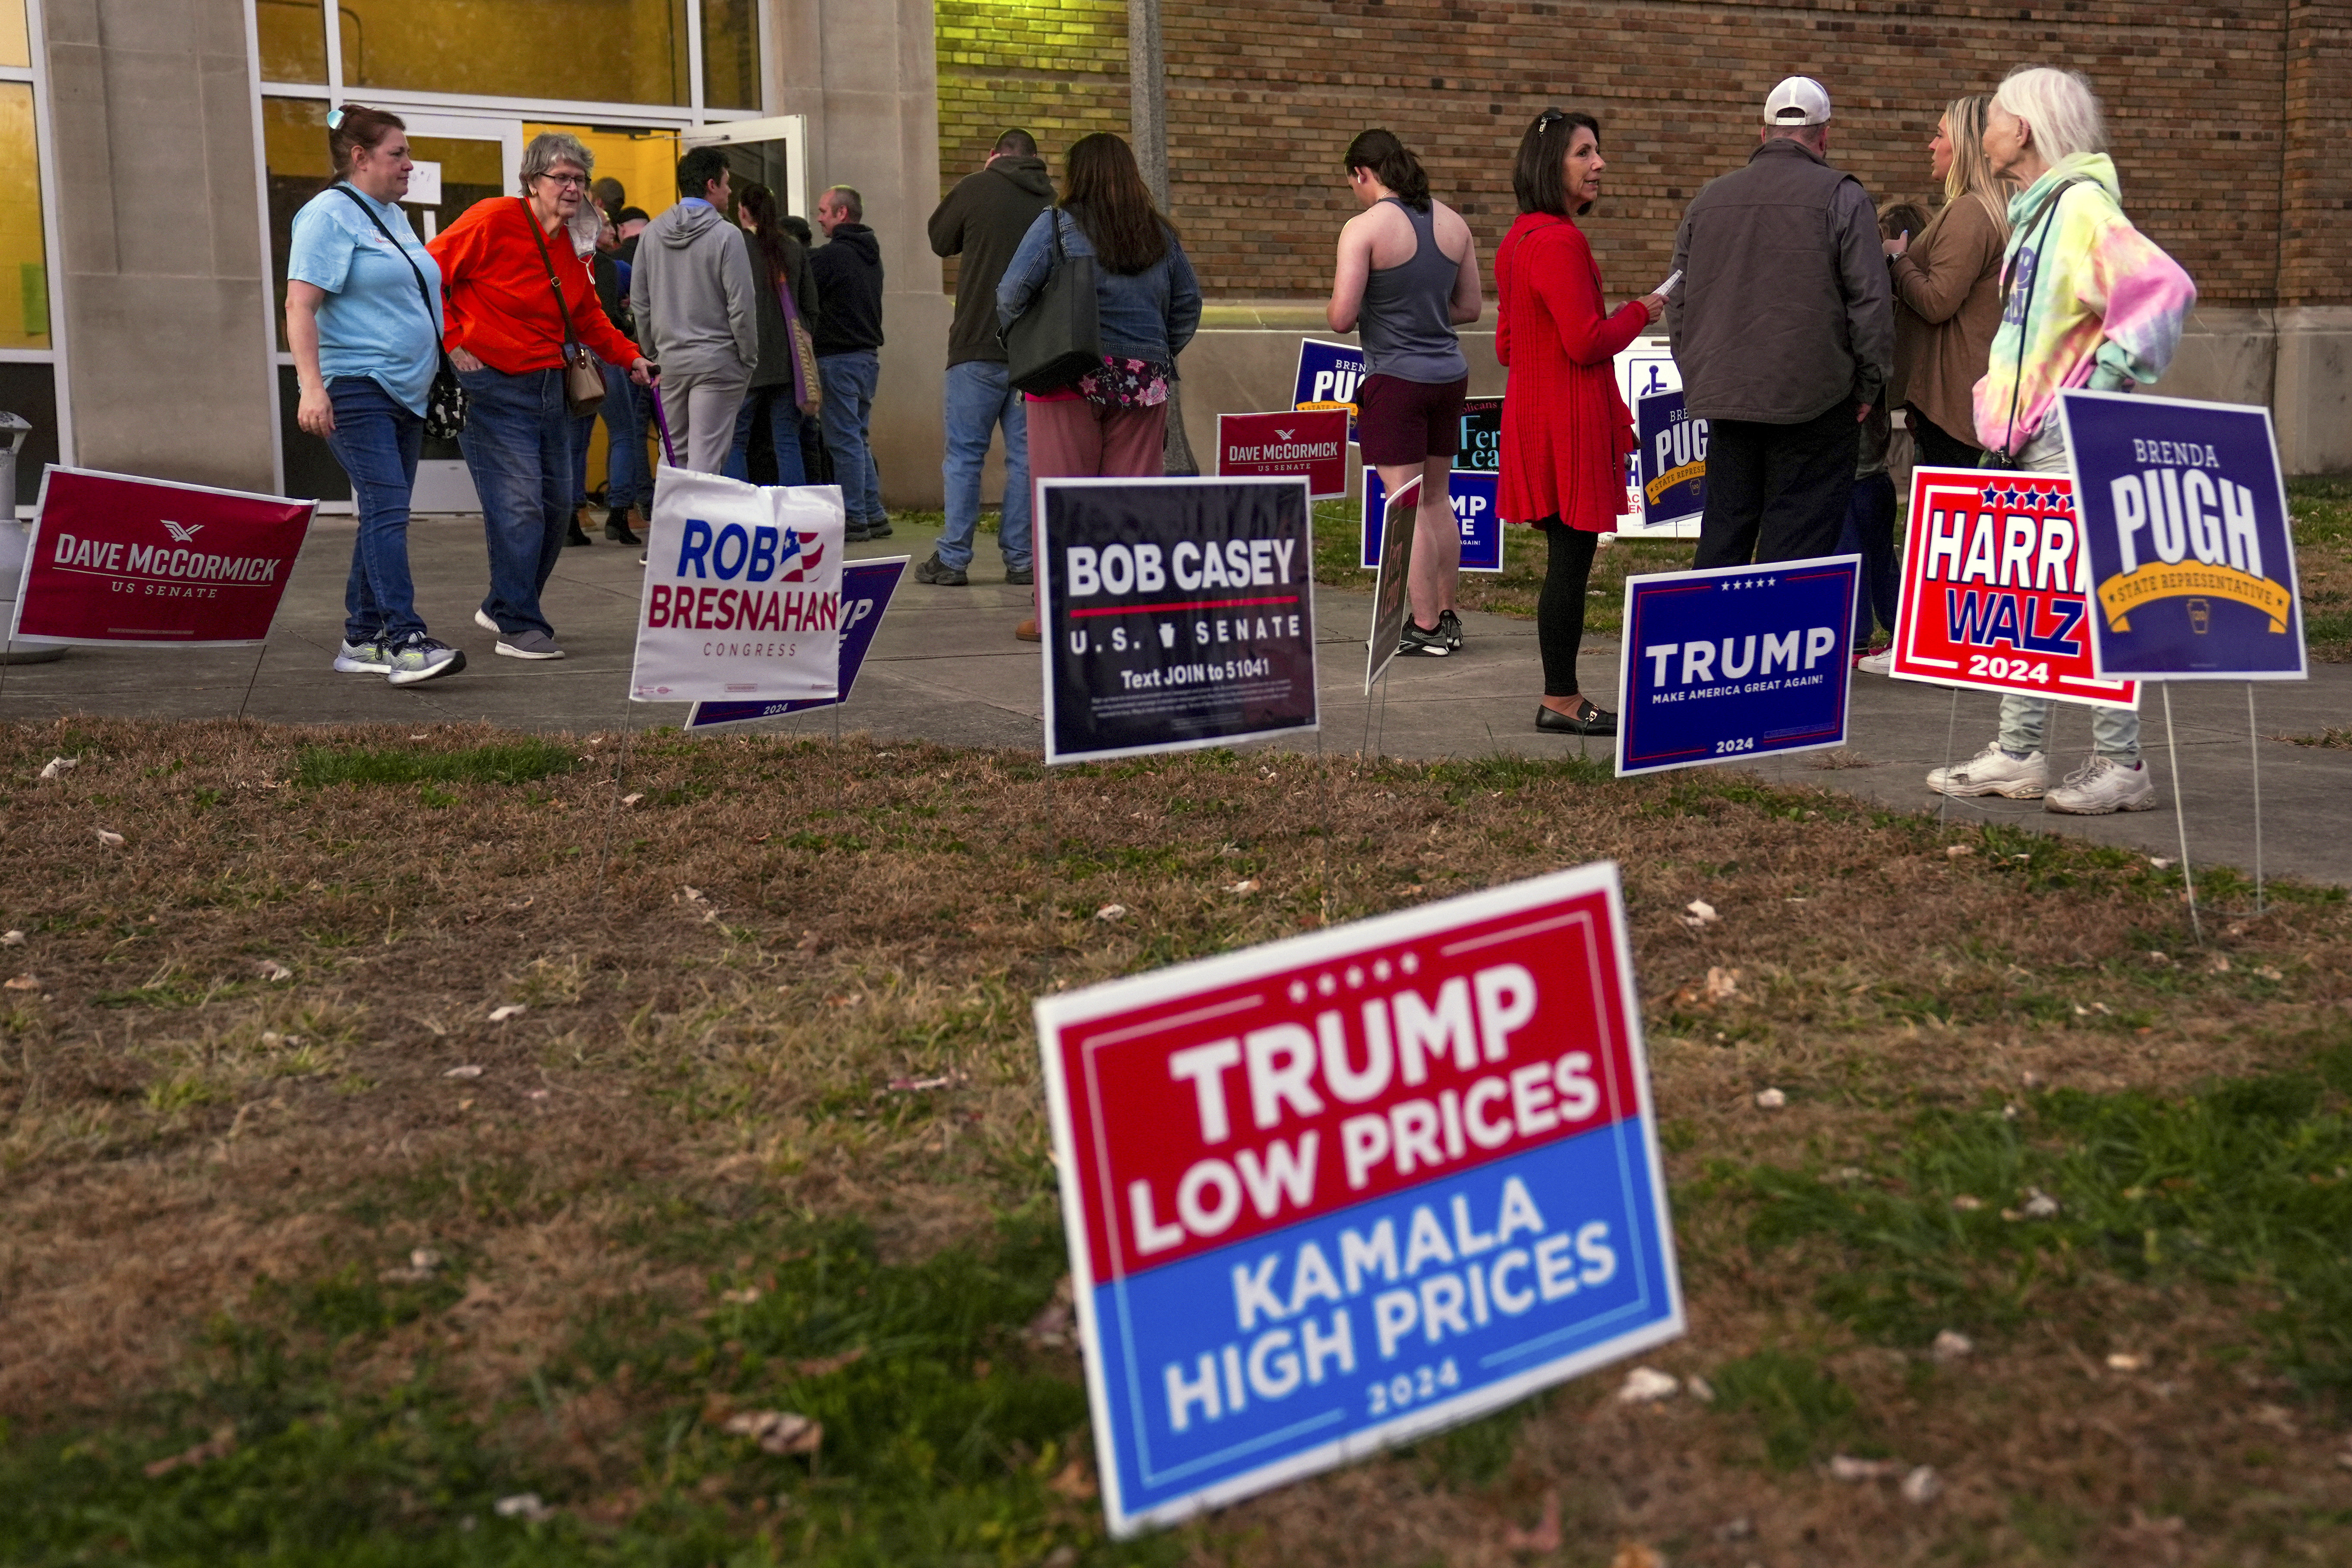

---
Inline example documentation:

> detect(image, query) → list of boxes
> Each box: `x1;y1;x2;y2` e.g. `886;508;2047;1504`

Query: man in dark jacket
918;129;1055;586
1668;77;1892;567
810;184;890;540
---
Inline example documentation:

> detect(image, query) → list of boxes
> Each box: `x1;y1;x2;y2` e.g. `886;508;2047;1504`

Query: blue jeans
602;361;650;510
456;364;571;637
1838;470;1898;644
817;350;885;524
325;376;426;645
725;386;808;486
939;359;1031;570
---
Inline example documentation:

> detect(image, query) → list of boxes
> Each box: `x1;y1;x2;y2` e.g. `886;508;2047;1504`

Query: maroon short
1355;373;1469;466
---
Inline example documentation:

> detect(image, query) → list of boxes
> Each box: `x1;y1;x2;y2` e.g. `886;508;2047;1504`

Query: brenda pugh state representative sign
631;466;844;703
1890;466;2137;708
1038;477;1318;764
13;468;313;646
1617;556;1859;777
1037;862;1680;1536
2056;390;2307;681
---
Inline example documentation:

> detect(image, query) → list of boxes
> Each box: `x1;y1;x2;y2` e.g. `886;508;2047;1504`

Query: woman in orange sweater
429;132;652;661
1495;109;1663;736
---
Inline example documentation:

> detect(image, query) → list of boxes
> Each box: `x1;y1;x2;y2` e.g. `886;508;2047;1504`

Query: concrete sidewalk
6;511;2346;884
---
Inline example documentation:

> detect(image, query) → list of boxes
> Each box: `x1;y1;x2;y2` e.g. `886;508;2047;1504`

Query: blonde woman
1883;93;2009;467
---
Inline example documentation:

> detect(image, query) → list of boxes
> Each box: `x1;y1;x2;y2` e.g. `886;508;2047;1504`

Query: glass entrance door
400;116;521;513
679;113;807;218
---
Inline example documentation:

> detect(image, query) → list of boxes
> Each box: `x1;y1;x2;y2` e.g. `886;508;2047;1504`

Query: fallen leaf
0;930;20;946
1684;1373;1715;1403
3;974;36;991
1754;1087;1786;1110
1684;899;1718;924
443;1064;485;1080
720;1286;763;1305
1829;1453;1904;1481
795;931;821;951
621;792;645;806
1931;1329;1974;1362
1501;1491;1561;1553
1704;966;1740;1003
2255;964;2284;980
2149;856;2175;869
488;1004;527;1022
1228;879;1261;895
97;828;125;847
682;887;706;902
2106;1352;2147;1372
256;960;293;982
1951;1194;1985;1211
1095;904;1127;922
2209;954;2232;973
1615;1366;1677;1404
1047;1454;1098;1500
38;756;77;780
494;1492;555;1523
1609;1546;1664;1568
722;1409;822;1456
1901;1464;1943;1504
1945;844;1975;859
142;1424;235;1478
409;1247;443;1271
2021;1186;2061;1219
886;1074;957;1092
794;1346;866;1378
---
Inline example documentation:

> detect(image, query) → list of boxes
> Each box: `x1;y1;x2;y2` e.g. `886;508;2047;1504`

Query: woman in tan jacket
1884;94;2010;466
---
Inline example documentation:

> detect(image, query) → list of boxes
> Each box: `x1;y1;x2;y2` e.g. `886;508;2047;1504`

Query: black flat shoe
1537;699;1616;737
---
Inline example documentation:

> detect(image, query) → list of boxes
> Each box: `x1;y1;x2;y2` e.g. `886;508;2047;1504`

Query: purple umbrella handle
648;379;679;469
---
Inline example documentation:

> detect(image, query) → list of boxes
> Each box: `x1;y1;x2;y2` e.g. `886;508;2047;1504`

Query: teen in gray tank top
1360;198;1469;385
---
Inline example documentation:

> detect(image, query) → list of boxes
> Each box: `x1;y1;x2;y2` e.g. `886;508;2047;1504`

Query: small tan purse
521;199;607;418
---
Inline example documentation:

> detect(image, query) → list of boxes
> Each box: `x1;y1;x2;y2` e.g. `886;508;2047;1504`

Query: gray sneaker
385;635;467;686
864;517;894;539
494;628;565;661
1397;619;1451;658
473;608;501;634
1005;564;1034;586
333;638;390;674
913;553;968;586
1437;608;1465;651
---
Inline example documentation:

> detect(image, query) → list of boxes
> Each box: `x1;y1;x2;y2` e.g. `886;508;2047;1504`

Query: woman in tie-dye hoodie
1930;65;2197;817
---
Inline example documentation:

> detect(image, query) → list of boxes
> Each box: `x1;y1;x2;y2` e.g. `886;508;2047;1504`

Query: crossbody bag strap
520;198;583;356
333;184;446;356
1993;177;2082;461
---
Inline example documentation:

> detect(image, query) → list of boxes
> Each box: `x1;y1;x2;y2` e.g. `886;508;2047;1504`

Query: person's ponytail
1343;129;1431;212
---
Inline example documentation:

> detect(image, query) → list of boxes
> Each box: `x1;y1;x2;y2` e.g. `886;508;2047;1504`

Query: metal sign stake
2160;684;2201;946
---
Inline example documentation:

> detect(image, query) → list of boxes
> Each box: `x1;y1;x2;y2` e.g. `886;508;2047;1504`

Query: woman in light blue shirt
285;104;464;686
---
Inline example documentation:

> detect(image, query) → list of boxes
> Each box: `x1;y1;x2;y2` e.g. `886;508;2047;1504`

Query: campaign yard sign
631;466;845;703
1455;397;1502;473
1036;862;1681;1537
2056;390;2308;681
684;556;906;730
1890;466;2138;709
1039;477;1318;764
1365;475;1420;694
1217;410;1349;499
1360;469;1503;574
1633;392;1707;532
13;468;313;646
1293;339;1367;441
1616;556;1860;777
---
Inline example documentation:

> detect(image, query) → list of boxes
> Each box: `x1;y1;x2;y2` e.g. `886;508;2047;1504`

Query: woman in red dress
1496;109;1664;736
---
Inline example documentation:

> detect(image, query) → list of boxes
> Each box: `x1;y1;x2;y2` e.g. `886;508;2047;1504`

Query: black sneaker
1005;564;1034;586
1438;608;1465;651
844;520;873;544
1397;619;1451;658
864;517;894;539
914;553;968;586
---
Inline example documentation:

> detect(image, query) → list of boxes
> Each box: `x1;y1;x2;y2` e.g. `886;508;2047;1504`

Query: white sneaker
1857;647;1894;675
2045;755;2157;815
1926;742;2048;799
385;635;466;686
474;608;500;635
333;638;390;674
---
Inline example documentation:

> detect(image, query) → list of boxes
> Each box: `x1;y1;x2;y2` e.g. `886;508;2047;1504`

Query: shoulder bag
1001;210;1103;396
332;184;469;441
1984;177;2083;469
521;198;608;417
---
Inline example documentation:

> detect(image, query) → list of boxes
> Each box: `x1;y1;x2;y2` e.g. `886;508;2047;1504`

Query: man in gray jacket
1668;77;1892;567
630;146;757;474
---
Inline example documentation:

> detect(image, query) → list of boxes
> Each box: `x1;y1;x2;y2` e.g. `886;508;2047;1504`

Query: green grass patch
1723;1049;2352;1393
1706;1349;1873;1470
292;740;580;790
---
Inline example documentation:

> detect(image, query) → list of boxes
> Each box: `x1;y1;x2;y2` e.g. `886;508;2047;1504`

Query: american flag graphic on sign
776;529;826;583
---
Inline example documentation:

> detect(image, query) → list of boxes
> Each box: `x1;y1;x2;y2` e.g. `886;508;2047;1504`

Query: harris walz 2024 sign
1039;478;1318;764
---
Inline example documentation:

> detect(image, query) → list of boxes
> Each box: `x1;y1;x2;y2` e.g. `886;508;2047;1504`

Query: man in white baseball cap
1666;75;1891;567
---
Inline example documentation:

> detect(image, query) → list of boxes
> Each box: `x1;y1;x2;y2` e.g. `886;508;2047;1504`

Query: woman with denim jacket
997;132;1201;641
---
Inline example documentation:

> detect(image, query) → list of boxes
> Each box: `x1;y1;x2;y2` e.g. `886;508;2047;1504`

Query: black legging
1533;519;1600;699
1907;405;1984;469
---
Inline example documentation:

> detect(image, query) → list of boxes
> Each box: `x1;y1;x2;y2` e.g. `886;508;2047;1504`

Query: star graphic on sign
1981;485;2004;506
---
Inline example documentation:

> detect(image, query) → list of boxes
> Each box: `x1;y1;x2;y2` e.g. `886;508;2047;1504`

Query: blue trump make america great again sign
2056;390;2307;680
1616;557;1860;776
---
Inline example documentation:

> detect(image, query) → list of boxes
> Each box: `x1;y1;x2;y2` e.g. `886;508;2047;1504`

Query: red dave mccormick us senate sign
15;469;314;646
1890;466;2138;709
1035;863;1682;1536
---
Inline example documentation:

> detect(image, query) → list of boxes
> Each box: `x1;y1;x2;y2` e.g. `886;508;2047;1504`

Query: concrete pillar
40;0;277;493
776;0;951;510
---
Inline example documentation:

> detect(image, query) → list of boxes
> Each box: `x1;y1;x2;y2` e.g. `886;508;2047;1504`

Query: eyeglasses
535;172;590;189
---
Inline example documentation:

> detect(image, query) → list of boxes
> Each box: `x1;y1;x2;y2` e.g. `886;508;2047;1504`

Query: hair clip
327;107;346;130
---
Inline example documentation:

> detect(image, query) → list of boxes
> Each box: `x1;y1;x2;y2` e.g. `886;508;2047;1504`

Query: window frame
1;0;73;514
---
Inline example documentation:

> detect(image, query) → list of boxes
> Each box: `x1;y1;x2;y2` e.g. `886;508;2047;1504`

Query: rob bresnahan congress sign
1037;863;1682;1536
2056;390;2307;681
631;466;844;704
13;468;313;646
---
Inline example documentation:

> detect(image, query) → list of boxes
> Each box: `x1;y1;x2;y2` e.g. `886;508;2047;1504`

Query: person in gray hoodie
630;146;757;474
921;129;1056;586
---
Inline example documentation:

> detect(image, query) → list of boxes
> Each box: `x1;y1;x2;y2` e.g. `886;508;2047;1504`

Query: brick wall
937;0;2345;309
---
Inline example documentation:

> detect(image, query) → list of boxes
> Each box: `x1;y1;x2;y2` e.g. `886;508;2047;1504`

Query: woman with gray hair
1926;65;2197;816
428;131;656;661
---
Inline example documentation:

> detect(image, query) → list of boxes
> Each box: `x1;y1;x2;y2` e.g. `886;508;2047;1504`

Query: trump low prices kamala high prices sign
685;556;906;730
631;466;845;704
13;468;314;646
1890;466;2138;709
1616;556;1860;777
1359;469;1504;574
1037;862;1682;1536
1039;478;1318;764
2056;390;2308;681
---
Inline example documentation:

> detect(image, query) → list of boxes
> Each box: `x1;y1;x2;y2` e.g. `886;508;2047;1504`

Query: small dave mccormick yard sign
1035;863;1682;1535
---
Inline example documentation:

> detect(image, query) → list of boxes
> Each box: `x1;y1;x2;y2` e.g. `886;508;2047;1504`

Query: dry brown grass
2;715;2349;1565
